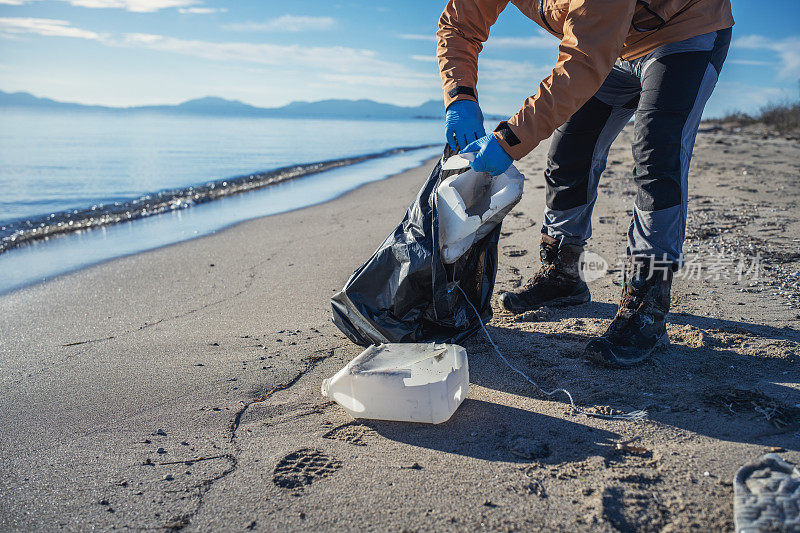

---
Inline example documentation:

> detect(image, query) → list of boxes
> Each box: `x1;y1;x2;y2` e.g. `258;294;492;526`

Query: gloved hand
463;134;513;176
445;100;486;151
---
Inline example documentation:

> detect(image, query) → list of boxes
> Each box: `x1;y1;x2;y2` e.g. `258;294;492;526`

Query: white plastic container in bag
321;343;469;424
436;153;524;264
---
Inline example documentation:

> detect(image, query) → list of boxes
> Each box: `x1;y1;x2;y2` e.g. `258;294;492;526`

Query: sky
0;0;798;117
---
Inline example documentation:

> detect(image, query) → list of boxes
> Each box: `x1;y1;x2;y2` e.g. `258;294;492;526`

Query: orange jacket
437;0;734;159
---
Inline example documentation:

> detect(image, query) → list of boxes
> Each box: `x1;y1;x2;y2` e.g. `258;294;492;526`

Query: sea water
0;108;447;293
0;108;443;224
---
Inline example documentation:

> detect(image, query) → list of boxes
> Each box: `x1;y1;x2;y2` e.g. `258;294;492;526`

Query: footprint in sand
503;249;528;258
505;211;537;230
507;266;524;288
272;449;342;490
594;478;666;531
322;422;377;447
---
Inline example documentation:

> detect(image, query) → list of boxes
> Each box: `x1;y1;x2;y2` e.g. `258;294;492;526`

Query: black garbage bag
331;145;500;346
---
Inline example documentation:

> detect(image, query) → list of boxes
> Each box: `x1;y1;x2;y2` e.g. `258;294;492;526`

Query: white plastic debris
436;153;524;263
321;343;469;424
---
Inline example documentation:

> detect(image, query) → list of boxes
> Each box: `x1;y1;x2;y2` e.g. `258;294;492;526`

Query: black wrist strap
494;121;521;147
447;86;477;99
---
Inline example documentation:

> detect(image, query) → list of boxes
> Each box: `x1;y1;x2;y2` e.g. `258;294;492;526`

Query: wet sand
0;125;798;530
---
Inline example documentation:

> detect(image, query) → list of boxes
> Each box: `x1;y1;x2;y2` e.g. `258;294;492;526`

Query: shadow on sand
370;398;620;464
374;301;799;459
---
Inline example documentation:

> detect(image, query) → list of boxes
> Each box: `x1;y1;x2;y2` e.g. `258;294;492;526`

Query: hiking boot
498;234;590;314
584;256;673;367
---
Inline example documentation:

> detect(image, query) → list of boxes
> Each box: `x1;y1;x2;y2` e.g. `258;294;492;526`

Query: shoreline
0;147;442;296
0;143;437;255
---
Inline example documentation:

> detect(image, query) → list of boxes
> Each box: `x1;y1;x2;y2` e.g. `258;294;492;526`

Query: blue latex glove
463;134;513;176
445;100;486;151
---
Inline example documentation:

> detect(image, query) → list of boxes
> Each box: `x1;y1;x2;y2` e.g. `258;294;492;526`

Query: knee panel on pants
632;51;713;212
631;115;683;211
545;97;612;211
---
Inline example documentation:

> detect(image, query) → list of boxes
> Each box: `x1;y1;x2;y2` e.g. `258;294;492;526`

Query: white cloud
733;35;800;80
411;54;435;62
114;32;440;94
0;0;200;11
486;31;554;49
398;33;435;41
223;15;336;33
401;30;554;49
319;73;435;90
117;32;388;72
0;15;426;87
178;7;226;14
705;81;791;117
727;59;771;67
0;16;440;101
110;32;439;94
409;51;553;110
67;0;197;11
479;57;551;91
0;17;101;39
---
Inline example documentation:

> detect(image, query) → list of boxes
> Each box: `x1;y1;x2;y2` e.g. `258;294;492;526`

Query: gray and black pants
542;28;731;265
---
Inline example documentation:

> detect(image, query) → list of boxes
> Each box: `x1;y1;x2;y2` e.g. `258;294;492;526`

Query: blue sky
0;0;798;117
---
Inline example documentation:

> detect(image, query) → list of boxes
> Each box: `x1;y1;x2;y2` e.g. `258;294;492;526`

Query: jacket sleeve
437;0;510;110
493;0;635;160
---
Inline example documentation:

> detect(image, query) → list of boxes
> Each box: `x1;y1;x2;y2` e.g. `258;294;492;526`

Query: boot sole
584;333;670;368
500;287;590;315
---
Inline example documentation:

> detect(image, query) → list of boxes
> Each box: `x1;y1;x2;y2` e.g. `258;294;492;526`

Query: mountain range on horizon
0;90;474;120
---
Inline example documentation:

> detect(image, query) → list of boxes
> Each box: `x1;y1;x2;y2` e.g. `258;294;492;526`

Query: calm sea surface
0;108;447;293
0;108;443;225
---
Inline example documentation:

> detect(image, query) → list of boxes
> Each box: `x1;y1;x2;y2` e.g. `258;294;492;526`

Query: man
438;0;732;367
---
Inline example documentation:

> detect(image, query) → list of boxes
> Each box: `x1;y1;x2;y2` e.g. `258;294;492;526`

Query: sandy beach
1;125;798;531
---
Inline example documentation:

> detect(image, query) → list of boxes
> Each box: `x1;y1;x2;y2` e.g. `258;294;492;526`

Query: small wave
0;144;437;255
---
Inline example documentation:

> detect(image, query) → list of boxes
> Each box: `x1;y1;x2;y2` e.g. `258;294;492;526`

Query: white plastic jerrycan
437;152;524;264
321;343;469;424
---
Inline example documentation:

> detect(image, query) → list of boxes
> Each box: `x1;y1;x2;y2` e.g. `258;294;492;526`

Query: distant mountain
134;96;267;115
0;90;109;111
271;98;444;119
0;90;450;119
